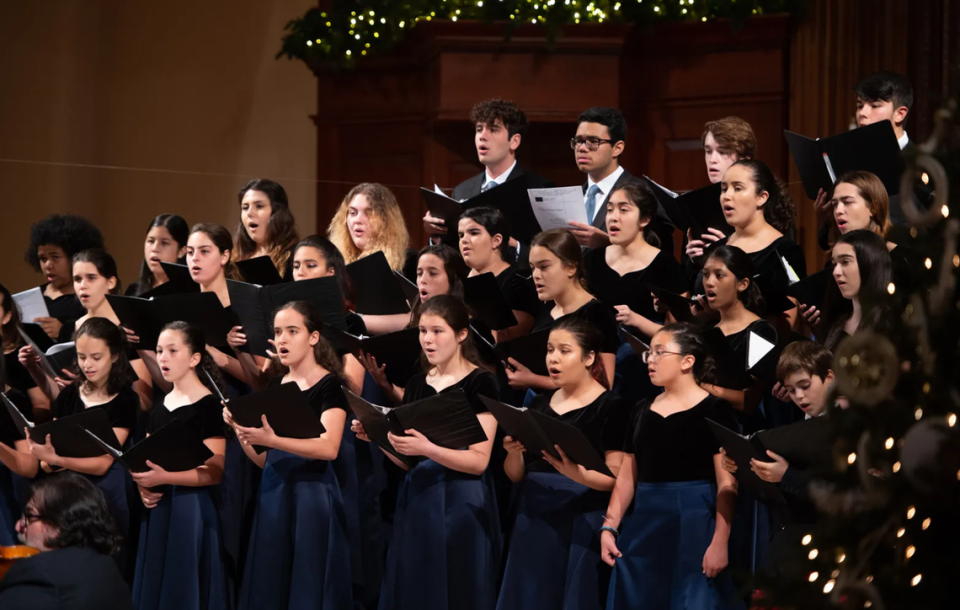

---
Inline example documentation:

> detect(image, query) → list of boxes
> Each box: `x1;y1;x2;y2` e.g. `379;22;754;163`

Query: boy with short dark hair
853;71;914;148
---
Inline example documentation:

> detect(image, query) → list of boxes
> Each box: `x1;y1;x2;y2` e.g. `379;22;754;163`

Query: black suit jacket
447;163;555;268
584;168;675;253
0;547;134;610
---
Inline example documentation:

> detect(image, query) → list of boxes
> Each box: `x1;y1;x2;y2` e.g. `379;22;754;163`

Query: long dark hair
656;322;717;385
458;206;516;264
530;229;587;288
135;214;189;296
233;179;299;274
703;245;765;315
271;301;343;377
190;223;241;281
293;235;356;311
0;282;22;352
821;230;894;350
159;321;227;397
72;249;122;296
416;295;485;371
730;159;797;240
609;182;662;248
550;316;609;390
74;318;138;395
26;472;123;556
410;244;469;322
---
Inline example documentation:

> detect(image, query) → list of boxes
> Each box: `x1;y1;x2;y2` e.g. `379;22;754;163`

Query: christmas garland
278;0;806;67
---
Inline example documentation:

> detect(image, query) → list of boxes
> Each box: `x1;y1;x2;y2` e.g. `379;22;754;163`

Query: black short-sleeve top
584;248;686;322
690;235;807;294
4;350;37;392
401;368;500;414
267;374;349;421
52;383;138;431
149;394;224;440
523;390;631;473
532;299;620;354
626;394;736;483
0;388;32;448
495;265;541;317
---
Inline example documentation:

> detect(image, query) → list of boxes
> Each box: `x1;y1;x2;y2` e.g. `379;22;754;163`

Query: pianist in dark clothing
0;472;133;610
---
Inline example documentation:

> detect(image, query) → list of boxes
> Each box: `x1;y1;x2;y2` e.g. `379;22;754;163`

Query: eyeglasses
20;509;43;528
641;349;683;364
570;136;614;151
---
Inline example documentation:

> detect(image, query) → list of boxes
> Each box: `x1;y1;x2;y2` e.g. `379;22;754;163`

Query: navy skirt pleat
378;459;500;610
606;481;745;610
132;485;232;610
238;449;353;610
497;471;611;610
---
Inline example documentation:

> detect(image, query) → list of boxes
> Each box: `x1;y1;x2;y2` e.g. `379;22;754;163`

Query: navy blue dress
238;375;353;610
132;394;232;610
50;383;138;537
606;395;744;610
378;369;501;610
0;388;31;545
497;390;631;610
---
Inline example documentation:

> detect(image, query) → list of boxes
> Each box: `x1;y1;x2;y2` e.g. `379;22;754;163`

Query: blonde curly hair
327;183;409;271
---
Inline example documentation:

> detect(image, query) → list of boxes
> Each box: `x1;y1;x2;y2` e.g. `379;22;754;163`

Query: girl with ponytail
498;317;631;610
601;323;742;609
132;321;230;610
224;301;354;609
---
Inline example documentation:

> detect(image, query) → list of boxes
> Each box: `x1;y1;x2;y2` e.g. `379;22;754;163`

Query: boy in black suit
568;107;674;251
423;98;553;260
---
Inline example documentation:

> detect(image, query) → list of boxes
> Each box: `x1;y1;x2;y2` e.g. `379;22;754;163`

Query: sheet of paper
13;287;49;322
781;256;801;283
527;186;589;231
748;331;776;369
433;184;446;196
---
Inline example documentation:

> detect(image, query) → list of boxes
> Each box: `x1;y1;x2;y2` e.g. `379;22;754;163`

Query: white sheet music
747;332;776;369
13;287;49;322
527;186;589;231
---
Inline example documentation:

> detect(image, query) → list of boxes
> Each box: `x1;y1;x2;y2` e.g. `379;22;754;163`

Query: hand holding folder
324;326;421;387
13;405;122;459
706;418;786;504
494;328;550;376
480;396;614;477
106;292;232;349
17;329;75;380
83;418;213;473
223;382;327;454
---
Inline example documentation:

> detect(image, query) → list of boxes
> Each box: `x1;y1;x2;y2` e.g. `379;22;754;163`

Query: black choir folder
480;396;614;477
106;292;232;349
784;120;904;200
83;418;213;473
463;272;518;331
343;388;488;468
148;262;201;297
17;328;75;380
324;326;421;387
645;285;695;323
235;256;284;286
2;393;120;458
220;382;326;454
706;419;786;504
493;328;550;376
702;325;781;388
786;269;831;311
421;175;541;245
646;179;731;238
227;276;347;357
345;252;411;316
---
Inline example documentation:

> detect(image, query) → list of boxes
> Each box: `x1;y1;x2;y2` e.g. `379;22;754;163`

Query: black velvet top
52;383;139;431
532;299;620;354
494;265;541;316
584;248;686;328
4;350;37;392
689;235;808;295
38;284;85;325
401;368;499;414
523;389;631;473
626;394;736;483
0;387;32;447
148;394;223;439
267;373;349;419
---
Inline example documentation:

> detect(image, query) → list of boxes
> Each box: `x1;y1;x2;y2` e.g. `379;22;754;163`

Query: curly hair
73;318;138;396
233;179;299;275
550;316;609;390
25;214;105;271
271;301;343;377
27;472;122;556
701;116;757;159
469;98;528;140
730;159;797;239
327;183;409;271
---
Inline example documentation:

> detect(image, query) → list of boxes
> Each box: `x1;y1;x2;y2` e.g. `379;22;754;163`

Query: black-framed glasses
641;349;684;364
570;136;614;151
20;509;43;528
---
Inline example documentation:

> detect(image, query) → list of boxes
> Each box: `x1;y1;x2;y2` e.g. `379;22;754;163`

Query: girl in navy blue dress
18;318;138;534
132;321;231;610
352;295;501;610
224;301;353;609
497;317;630;610
601;323;743;610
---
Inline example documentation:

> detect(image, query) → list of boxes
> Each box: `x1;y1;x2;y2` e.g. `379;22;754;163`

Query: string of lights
277;0;805;66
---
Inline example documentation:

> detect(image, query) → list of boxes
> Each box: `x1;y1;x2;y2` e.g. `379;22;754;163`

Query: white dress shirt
584;165;625;223
898;131;909;150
